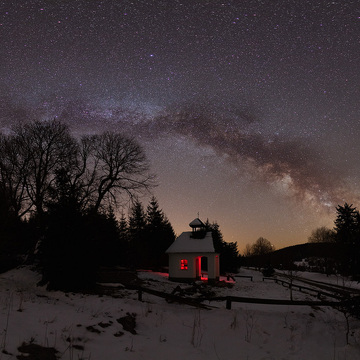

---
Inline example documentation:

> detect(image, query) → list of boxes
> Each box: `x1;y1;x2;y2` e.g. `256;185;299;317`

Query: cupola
189;218;206;238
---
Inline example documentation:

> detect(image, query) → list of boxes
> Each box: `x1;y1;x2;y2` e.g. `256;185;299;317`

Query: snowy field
0;267;360;360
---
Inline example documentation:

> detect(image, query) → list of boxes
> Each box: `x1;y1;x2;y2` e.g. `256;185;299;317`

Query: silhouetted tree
207;221;223;253
128;200;147;267
251;237;274;256
39;178;123;291
0;118;160;287
0;121;77;218
90;208;122;266
47;168;84;214
0;135;29;218
334;203;360;245
333;203;360;276
221;241;241;273
243;243;252;257
38;188;97;291
0;121;154;218
128;200;146;236
13;120;78;217
85;132;153;212
206;221;240;273
0;183;32;272
145;196;175;268
308;226;335;243
119;212;128;233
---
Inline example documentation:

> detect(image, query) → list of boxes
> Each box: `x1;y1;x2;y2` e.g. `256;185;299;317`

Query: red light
180;259;188;270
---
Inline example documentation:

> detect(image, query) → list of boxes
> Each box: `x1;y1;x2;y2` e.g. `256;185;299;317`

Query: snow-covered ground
0;267;360;360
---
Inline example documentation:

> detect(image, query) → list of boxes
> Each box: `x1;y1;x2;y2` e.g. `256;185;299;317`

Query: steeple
189;218;206;238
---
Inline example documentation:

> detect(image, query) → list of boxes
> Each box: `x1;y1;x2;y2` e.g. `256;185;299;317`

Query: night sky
1;1;359;250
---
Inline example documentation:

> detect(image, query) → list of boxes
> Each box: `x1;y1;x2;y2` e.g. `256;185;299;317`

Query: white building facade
166;219;220;282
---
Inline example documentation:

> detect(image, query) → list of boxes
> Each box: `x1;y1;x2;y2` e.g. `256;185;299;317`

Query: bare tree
243;243;252;257
85;132;153;212
49;131;154;213
0;121;153;217
0;135;30;218
251;237;274;256
47;135;97;212
308;226;335;243
11;120;78;216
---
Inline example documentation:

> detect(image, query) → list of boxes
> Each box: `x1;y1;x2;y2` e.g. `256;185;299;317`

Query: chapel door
195;257;201;280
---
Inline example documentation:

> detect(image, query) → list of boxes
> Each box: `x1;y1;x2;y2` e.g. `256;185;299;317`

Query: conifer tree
128;200;147;267
118;212;129;241
118;212;129;265
129;200;146;233
334;203;360;276
146;196;175;268
207;221;240;273
334;203;360;244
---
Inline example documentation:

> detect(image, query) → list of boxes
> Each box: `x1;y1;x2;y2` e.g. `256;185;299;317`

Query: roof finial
197;211;200;219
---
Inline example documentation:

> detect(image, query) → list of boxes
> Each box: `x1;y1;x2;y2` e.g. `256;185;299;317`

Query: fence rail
224;295;340;310
132;285;341;310
234;275;253;281
135;286;213;309
262;277;343;300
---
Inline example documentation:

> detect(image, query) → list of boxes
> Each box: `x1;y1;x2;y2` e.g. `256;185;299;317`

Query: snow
1;267;360;360
166;231;215;253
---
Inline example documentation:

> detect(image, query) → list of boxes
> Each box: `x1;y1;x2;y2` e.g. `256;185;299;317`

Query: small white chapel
166;218;220;283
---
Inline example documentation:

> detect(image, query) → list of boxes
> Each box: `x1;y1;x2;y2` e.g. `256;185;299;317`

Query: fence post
226;297;232;310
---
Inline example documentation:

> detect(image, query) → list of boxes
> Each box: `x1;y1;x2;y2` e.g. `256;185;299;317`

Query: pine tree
334;203;360;276
129;200;146;235
209;221;225;253
208;221;240;273
118;212;129;265
39;192;99;291
88;208;121;266
118;212;128;241
146;196;175;268
39;175;123;290
128;200;147;267
0;184;30;272
334;203;359;245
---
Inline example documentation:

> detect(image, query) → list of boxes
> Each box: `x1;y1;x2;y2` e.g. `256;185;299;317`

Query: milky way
1;1;359;248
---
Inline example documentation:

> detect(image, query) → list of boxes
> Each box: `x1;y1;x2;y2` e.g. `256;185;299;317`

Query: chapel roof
165;231;215;253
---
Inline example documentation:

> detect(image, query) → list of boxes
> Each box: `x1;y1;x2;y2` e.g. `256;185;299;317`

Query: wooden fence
133;285;341;310
234;275;253;281
135;286;214;309
262;277;343;300
224;295;340;310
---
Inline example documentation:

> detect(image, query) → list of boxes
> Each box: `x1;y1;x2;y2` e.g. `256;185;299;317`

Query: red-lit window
180;259;188;270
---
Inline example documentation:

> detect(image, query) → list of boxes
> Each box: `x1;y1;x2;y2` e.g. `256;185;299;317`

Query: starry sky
1;0;359;251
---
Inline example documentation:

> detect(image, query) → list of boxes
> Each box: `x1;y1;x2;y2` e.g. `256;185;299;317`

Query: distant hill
243;242;349;270
270;242;339;264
